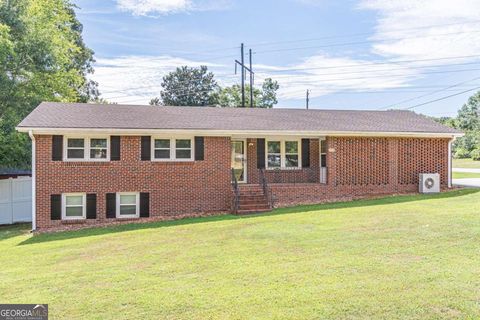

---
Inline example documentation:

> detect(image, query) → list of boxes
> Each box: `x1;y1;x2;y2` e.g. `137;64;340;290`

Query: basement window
62;193;86;220
116;192;139;218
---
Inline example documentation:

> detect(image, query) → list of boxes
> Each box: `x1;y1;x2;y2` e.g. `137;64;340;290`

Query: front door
231;140;246;183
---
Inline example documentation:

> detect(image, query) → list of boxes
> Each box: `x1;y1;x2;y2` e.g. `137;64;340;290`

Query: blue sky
74;0;480;116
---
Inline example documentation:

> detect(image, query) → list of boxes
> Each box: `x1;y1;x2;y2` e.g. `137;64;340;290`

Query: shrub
471;149;480;161
454;148;471;159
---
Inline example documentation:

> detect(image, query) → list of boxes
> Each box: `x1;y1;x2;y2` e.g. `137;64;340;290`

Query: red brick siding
245;136;450;207
333;137;390;186
398;138;449;185
35;134;450;231
35;135;231;230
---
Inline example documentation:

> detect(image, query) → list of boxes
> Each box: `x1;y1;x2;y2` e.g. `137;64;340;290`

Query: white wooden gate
0;177;32;225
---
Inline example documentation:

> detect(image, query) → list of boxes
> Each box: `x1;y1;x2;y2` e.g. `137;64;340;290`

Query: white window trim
116;192;140;219
265;139;302;170
151;137;194;162
61;193;86;220
320;138;327;168
64;136;110;162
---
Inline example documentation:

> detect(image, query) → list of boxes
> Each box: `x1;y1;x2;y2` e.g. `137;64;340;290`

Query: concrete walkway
453;178;480;188
453;168;480;173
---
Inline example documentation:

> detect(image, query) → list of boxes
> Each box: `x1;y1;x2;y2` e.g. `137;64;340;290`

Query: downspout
28;130;36;232
448;138;454;189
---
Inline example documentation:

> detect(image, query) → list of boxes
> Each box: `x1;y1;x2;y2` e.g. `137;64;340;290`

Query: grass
452;171;480;179
453;158;480;168
1;190;480;319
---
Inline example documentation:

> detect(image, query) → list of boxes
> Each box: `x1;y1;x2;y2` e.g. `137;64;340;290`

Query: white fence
0;177;32;225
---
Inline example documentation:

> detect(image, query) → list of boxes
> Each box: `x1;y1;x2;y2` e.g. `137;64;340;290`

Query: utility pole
241;43;245;107
306;89;310;109
249;49;254;107
235;43;255;108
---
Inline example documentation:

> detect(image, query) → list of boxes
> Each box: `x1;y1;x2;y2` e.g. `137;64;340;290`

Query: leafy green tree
151;66;218;106
0;0;97;168
457;91;480;131
214;78;279;108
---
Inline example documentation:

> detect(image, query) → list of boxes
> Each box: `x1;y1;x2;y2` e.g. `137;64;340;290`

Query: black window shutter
86;194;97;219
194;137;204;161
52;136;63;161
106;193;116;218
257;138;265;169
302;139;310;168
50;194;61;220
141;136;151;161
140;193;150;218
110;136;121;161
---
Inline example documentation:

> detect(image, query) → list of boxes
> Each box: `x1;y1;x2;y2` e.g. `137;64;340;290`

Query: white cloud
254;54;419;100
116;0;231;16
93;56;235;104
98;0;480;105
358;0;480;61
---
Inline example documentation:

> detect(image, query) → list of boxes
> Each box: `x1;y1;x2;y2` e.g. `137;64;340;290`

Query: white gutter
448;137;456;188
16;127;463;139
28;130;36;232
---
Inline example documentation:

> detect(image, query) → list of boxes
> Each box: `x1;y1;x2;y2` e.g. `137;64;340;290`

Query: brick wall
35;135;231;230
35;134;450;231
245;136;450;207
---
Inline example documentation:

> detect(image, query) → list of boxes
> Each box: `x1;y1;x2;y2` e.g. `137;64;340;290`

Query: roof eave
16;126;463;138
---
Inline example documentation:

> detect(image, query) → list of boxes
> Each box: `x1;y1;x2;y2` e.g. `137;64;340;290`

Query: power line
402;86;480;110
99;60;480;97
265;66;480;82
245;19;480;48
261;60;480;79
377;76;480;110
252;29;480;55
259;54;480;73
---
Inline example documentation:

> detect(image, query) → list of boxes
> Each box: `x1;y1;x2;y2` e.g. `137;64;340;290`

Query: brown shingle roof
17;102;460;135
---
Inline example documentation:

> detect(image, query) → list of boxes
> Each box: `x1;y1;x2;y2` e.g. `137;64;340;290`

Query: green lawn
452;171;480;179
453;158;480;169
1;190;480;319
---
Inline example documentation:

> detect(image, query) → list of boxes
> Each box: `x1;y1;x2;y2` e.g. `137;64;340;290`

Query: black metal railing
259;168;273;209
231;168;240;213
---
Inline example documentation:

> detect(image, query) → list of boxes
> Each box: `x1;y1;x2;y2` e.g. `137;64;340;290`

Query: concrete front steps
235;184;271;215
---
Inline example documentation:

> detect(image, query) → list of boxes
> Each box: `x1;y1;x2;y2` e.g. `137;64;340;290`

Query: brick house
17;102;461;231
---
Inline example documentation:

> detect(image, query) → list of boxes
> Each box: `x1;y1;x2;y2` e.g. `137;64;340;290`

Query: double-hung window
116;192;139;218
153;138;193;161
266;140;301;169
67;139;85;159
62;193;86;220
65;137;109;161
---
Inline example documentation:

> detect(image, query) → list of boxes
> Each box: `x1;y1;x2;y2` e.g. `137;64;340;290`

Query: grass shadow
0;223;32;241
18;188;479;246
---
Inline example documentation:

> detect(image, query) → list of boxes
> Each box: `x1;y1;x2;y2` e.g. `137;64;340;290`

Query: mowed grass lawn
453;158;480;169
453;172;480;179
1;190;480;319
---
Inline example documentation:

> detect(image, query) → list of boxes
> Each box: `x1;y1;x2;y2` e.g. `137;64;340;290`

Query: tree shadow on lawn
18;188;479;246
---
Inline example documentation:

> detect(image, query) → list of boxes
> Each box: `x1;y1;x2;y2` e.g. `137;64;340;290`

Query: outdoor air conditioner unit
419;173;440;193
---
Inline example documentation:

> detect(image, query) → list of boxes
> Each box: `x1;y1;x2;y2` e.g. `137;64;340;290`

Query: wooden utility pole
235;44;255;108
249;49;254;107
306;89;310;109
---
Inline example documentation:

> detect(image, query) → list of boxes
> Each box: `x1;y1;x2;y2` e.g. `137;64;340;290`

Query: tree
0;0;97;168
151;66;218;106
457;91;480;131
214;78;279;108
